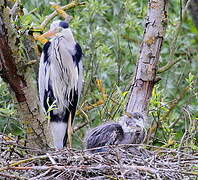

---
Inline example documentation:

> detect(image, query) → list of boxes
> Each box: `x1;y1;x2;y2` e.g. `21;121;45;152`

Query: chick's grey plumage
118;112;145;145
85;112;145;153
85;123;124;152
39;20;83;149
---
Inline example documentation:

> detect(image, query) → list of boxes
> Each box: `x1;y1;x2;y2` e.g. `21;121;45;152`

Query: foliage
0;79;22;135
0;0;197;149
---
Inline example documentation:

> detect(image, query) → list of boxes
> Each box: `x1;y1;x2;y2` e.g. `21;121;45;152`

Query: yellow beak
41;30;57;38
125;112;133;118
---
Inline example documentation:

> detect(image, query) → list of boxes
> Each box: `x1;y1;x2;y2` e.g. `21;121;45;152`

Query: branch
40;1;86;30
76;79;107;116
76;100;104;116
160;86;190;122
157;0;193;74
0;155;48;172
157;58;182;73
34;1;85;43
0;172;27;180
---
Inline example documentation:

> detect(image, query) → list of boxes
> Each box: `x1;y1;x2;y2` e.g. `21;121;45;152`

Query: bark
126;0;168;123
188;0;198;29
0;1;52;149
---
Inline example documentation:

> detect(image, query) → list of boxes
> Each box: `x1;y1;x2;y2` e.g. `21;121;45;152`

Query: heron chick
118;112;145;145
85;112;145;153
38;20;83;149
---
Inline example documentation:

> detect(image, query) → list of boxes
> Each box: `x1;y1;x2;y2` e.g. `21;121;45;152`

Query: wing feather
39;41;51;112
85;123;124;149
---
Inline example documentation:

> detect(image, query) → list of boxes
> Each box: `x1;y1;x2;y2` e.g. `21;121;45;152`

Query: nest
0;136;197;180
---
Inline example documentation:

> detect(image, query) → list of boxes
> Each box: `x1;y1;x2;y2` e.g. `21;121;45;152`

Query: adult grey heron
85;112;145;153
38;20;83;149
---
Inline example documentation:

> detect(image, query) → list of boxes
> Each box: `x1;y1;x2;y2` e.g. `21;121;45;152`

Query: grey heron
38;20;83;149
85;112;145;153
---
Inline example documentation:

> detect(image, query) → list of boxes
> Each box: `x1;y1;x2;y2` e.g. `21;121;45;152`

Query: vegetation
0;0;197;151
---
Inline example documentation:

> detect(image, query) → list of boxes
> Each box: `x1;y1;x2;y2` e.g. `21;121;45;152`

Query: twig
50;3;72;22
76;79;107;116
0;155;48;172
74;120;90;133
40;1;86;30
46;153;57;165
8;164;157;174
157;58;182;73
9;0;20;17
160;86;190;122
0;172;27;180
157;0;193;74
29;169;51;180
76;100;104;116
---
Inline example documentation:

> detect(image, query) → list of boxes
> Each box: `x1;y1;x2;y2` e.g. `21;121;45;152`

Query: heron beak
41;30;57;38
125;112;133;118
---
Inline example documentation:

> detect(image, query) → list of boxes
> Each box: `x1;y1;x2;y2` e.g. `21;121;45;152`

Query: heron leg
67;112;73;148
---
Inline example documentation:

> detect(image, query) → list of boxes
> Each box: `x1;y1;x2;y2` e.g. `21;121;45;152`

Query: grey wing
85;123;124;149
72;42;83;98
77;60;83;98
38;41;51;112
49;38;82;111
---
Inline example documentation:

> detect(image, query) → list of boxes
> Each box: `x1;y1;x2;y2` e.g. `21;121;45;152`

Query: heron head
50;20;69;30
42;20;70;38
119;112;145;133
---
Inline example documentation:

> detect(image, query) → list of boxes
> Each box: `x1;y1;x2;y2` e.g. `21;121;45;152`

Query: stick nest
0;135;197;180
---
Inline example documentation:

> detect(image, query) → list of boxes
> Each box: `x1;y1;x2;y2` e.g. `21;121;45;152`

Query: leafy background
0;0;197;150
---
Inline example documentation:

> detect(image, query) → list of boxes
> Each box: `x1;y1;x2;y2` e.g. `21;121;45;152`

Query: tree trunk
0;1;52;149
126;0;168;122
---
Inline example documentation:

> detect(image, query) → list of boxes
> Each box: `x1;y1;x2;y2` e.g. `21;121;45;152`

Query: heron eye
54;27;62;33
59;21;69;29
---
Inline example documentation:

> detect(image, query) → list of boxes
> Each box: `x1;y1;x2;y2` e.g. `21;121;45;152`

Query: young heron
85;112;145;153
38;20;83;149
